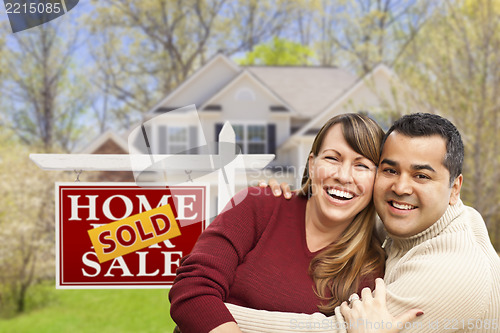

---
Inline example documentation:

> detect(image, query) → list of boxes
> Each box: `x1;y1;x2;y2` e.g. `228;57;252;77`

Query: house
83;54;400;216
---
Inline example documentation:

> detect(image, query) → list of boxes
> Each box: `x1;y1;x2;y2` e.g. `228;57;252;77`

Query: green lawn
0;283;176;333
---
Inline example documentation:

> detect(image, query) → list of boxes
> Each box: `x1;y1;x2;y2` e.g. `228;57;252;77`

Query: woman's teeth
327;188;354;200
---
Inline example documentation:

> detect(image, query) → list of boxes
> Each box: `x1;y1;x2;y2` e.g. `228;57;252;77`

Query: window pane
248;143;266;154
167;127;188;154
168;127;187;142
248;125;266;142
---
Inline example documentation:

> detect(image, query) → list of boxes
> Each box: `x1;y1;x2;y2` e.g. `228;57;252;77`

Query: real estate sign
55;182;208;289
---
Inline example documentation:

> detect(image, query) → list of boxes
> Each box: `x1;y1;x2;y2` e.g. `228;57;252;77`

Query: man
225;113;500;332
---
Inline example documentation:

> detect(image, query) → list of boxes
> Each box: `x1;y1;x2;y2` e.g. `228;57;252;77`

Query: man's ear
449;174;463;205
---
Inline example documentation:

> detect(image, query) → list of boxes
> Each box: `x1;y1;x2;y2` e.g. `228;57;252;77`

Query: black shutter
215;123;223;154
267;124;276;154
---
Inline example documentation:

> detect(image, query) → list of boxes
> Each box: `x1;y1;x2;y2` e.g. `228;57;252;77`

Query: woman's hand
258;179;293;199
340;279;423;333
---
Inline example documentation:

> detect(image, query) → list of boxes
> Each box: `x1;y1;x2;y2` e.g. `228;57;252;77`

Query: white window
233;124;266;154
158;126;189;154
167;127;189;153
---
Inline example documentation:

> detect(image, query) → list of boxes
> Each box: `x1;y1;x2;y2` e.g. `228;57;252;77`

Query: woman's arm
169;188;265;333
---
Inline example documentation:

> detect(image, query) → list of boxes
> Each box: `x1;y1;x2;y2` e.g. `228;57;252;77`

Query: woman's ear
308;153;314;180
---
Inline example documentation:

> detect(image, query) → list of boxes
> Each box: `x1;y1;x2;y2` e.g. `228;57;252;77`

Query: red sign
56;182;208;289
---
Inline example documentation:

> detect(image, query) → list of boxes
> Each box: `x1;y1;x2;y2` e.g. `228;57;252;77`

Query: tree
0;134;67;316
299;0;436;73
85;0;229;128
220;0;296;53
0;20;89;152
85;0;297;129
397;0;500;249
237;37;315;65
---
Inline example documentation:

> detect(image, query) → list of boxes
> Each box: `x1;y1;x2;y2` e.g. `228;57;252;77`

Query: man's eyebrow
380;159;397;166
412;164;436;173
380;159;436;173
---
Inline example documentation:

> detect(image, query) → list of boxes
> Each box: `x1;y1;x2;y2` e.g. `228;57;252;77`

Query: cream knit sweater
226;200;500;332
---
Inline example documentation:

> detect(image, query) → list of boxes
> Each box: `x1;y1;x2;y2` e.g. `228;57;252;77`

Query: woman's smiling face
307;124;377;227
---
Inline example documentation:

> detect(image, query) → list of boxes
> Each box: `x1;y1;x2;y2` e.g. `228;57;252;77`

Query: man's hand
340;279;423;333
258;179;293;199
209;322;243;333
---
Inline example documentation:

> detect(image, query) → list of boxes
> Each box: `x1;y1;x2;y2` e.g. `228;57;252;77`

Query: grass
0;282;176;333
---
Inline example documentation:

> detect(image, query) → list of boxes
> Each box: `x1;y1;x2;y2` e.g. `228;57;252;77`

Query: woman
169;113;386;333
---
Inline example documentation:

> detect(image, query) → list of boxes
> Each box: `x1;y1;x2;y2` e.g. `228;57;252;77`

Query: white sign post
30;122;274;214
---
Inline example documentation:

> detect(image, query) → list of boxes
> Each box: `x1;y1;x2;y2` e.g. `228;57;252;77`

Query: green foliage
237;37;315;65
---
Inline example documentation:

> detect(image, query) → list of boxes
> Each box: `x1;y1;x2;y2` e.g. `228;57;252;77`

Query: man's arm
225;249;488;333
226;303;347;333
382;246;490;333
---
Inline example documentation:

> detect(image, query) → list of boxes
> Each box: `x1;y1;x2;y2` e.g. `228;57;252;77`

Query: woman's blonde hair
299;113;386;315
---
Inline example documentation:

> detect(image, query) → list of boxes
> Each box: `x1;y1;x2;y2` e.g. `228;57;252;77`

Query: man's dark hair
381;113;464;186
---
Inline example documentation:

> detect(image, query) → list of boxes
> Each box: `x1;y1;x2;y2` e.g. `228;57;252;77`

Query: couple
169;113;500;333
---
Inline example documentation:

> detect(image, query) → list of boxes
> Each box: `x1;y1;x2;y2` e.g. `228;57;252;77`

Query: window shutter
158;125;167;154
215;123;223;154
267;124;276;154
189;126;198;154
215;123;223;141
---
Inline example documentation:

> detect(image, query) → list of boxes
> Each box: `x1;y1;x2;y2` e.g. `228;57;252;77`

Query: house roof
147;55;358;120
78;130;129;154
146;53;240;115
279;64;397;150
246;66;357;118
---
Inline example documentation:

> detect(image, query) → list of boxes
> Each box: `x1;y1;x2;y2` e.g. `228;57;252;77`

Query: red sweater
169;187;378;333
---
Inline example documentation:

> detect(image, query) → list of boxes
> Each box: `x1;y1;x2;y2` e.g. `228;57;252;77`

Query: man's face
374;132;462;237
